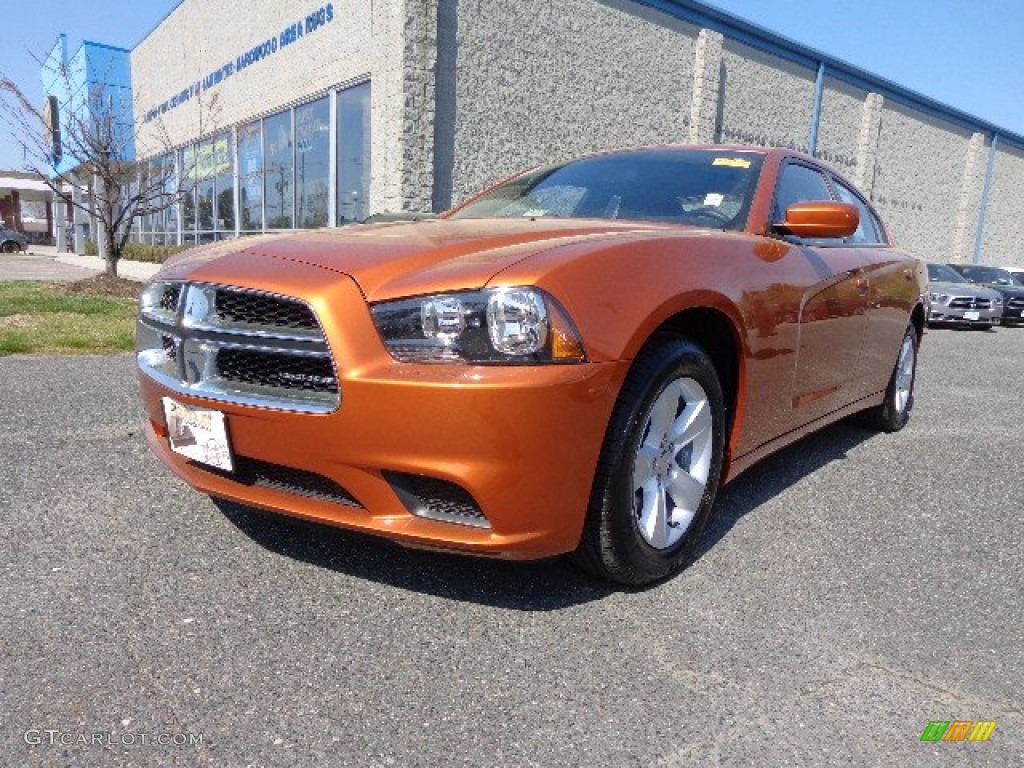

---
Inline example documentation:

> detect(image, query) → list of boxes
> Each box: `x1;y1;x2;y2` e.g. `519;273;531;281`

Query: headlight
371;287;586;364
929;292;949;304
992;296;1003;305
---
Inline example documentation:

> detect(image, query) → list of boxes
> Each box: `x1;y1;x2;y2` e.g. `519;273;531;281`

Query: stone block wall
128;0;1024;265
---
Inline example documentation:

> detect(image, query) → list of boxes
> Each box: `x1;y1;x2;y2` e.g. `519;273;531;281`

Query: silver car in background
926;263;1003;329
948;264;1024;326
0;228;28;253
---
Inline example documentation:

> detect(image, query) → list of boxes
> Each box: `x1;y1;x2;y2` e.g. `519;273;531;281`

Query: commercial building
37;34;134;252
1;171;54;240
47;0;1024;265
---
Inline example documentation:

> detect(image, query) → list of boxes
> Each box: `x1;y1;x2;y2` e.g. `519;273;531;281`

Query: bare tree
0;55;217;278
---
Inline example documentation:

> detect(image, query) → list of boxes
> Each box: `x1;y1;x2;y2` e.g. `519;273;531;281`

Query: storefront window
164;176;178;234
337;82;371;223
217;172;235;232
238;121;263;231
198;179;215;231
143;80;371;242
191;135;231;238
264;110;293;229
295;98;330;228
180;145;196;184
182;187;196;241
134;153;180;244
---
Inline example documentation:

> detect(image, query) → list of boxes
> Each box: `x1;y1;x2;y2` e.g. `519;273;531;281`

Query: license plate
162;397;234;471
964;311;980;321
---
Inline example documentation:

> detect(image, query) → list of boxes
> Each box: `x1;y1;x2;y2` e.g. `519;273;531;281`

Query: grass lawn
0;278;139;356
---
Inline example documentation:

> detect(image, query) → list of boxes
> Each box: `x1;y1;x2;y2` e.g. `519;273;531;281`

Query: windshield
927;263;967;283
1007;270;1024;286
962;265;1015;285
449;149;764;231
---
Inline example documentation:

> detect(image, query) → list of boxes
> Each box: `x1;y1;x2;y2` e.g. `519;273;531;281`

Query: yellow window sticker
712;157;752;168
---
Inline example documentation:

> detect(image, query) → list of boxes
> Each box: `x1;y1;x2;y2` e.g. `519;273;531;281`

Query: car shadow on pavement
213;498;614;610
214;418;877;610
691;419;877;563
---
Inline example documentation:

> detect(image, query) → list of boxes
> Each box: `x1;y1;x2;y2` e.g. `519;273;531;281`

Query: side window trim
770;160;836;225
831;175;886;246
771;160;850;247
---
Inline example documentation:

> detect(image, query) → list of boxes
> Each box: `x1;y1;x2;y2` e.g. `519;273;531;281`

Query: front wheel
865;324;918;432
573;337;726;585
1;241;18;253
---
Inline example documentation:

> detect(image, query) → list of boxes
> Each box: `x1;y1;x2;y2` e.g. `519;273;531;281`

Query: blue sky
704;0;1024;134
0;0;178;170
1;0;1021;170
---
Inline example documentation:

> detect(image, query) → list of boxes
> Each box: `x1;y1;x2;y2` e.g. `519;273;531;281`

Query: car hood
929;280;1001;298
973;282;1024;298
157;218;676;301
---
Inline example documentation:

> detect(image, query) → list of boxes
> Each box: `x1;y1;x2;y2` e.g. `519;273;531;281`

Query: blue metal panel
973;134;999;264
42;38;135;174
808;62;825;157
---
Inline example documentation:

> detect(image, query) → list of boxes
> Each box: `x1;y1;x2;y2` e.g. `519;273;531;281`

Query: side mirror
774;201;859;239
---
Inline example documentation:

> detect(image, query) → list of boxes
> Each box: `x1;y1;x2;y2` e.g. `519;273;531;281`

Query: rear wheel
865;324;918;432
1;241;18;253
573;337;726;585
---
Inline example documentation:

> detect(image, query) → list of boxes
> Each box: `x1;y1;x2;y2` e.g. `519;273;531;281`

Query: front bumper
927;305;1001;327
999;304;1024;324
138;270;627;560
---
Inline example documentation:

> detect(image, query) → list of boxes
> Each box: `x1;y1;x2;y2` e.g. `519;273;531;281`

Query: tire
864;324;918;432
573;337;726;586
1;241;18;253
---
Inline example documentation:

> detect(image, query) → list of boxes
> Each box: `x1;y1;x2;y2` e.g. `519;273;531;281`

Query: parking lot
1;327;1021;766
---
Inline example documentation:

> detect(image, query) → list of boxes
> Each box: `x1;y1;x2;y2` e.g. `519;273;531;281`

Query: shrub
83;239;189;264
121;241;191;263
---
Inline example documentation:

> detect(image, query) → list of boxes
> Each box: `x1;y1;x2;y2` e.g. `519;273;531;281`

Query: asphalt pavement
1;328;1021;766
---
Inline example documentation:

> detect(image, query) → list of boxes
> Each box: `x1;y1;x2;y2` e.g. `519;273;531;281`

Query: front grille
1006;297;1024;310
949;297;992;309
161;334;177;362
384;471;490;529
137;283;339;413
214;289;319;331
159;285;181;312
216;349;338;394
198;456;361;507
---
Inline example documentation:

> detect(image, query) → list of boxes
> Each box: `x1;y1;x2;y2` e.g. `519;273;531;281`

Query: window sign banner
194;135;232;179
143;2;336;123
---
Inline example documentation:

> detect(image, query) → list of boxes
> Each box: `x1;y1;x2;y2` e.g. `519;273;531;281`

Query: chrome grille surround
137;282;339;413
949;296;992;310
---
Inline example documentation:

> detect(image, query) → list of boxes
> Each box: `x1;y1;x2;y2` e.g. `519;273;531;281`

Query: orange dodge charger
137;146;927;584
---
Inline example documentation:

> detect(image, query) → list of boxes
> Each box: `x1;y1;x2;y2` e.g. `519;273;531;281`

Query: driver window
833;180;880;244
772;164;832;223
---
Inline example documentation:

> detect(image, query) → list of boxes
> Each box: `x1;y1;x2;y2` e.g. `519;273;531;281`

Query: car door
771;162;871;424
830;177;913;397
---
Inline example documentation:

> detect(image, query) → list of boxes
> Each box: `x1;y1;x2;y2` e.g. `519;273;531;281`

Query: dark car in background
0;228;28;253
999;266;1024;286
948;264;1024;325
926;263;1002;329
